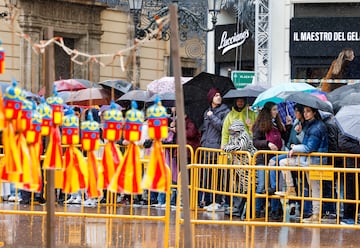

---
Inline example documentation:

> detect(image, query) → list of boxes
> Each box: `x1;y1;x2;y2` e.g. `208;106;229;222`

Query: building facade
0;0;205;93
270;0;360;86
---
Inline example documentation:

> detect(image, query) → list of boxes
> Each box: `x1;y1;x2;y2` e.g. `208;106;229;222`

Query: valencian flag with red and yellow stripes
2;80;23;175
81;112;102;198
62;146;88;193
108;101;144;194
23;106;43;192
43;89;64;170
61;111;88;193
99;101;124;190
99;142;122;189
142;140;170;192
142;98;170;192
108;142;142;194
43;126;62;170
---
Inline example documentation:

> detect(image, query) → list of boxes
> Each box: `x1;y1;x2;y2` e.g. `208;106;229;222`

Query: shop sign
231;70;254;89
215;24;253;63
290;17;360;57
218;29;250;55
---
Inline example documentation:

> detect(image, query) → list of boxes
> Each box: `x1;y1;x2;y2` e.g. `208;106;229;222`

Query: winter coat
292;118;328;165
200;104;230;149
338;134;360;169
286;119;307;149
185;116;201;154
223;120;257;155
252;122;286;165
221;106;257;146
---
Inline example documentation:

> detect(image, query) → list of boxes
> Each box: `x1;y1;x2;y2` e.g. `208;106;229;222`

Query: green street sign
231;71;255;89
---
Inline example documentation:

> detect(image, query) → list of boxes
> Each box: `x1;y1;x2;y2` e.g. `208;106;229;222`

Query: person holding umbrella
252;101;287;220
199;88;230;211
338;133;360;225
221;97;257;148
285;106;328;223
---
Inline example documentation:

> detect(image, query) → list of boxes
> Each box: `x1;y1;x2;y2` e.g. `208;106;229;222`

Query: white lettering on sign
218;29;249;55
293;31;360;42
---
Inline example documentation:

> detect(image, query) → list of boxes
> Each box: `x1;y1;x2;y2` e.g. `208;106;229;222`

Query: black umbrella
183;72;235;129
223;84;267;106
285;92;333;113
337;92;360;107
327;83;360;113
335;105;360;141
146;92;175;107
99;79;133;98
223;85;267;99
116;89;149;109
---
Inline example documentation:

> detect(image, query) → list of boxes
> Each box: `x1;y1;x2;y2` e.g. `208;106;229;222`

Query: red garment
266;127;283;150
185;116;201;153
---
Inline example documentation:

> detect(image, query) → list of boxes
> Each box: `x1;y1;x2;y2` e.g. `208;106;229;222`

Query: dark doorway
55;38;74;80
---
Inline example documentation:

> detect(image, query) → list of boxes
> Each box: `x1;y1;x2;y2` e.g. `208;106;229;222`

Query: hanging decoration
43;87;63;170
23;102;43;192
142;98;170;192
61;109;88;194
99;101;123;189
0;40;4;74
81;111;102;198
0;84;5;130
109;101;144;194
16;99;32;185
37;97;52;136
2;80;23;174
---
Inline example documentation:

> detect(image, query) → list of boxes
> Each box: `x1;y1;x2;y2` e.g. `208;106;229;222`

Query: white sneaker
72;196;82;204
83;198;97;207
206;203;224;212
65;197;74;204
8;195;21;202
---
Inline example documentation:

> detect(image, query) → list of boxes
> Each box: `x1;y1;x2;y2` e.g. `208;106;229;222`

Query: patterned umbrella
147;76;192;95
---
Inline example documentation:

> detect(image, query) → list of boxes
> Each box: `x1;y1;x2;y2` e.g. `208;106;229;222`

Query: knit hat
207;88;220;104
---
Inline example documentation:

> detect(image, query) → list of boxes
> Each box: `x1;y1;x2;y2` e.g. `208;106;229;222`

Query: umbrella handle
286;104;289;116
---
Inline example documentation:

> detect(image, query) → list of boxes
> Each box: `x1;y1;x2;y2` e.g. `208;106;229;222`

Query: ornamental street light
128;0;223;41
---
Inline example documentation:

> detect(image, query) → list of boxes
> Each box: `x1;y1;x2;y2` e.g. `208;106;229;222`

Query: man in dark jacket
320;111;338;220
338;133;360;224
199;88;230;211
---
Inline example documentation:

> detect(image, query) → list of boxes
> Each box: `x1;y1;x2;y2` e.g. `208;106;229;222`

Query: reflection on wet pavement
0;203;359;247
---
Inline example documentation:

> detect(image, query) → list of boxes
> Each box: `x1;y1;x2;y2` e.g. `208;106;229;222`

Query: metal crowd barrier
0;143;194;248
181;148;360;229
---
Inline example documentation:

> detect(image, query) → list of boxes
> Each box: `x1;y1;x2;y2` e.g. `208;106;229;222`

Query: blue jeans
157;192;166;204
322;180;336;214
255;164;265;212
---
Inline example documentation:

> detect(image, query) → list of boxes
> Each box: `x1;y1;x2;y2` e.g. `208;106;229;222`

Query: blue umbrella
252;83;316;108
335;105;360;141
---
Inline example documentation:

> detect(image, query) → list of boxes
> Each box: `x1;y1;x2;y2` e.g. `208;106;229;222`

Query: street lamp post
128;0;223;40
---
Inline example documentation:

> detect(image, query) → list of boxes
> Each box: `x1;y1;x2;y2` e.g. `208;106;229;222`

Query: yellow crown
81;120;99;132
37;102;52;119
62;114;79;128
125;108;144;124
32;110;42;125
4;81;23;101
147;100;168;119
46;95;64;105
103;109;123;122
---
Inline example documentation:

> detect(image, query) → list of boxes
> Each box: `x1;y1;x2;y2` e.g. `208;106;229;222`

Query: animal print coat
223;120;257;193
